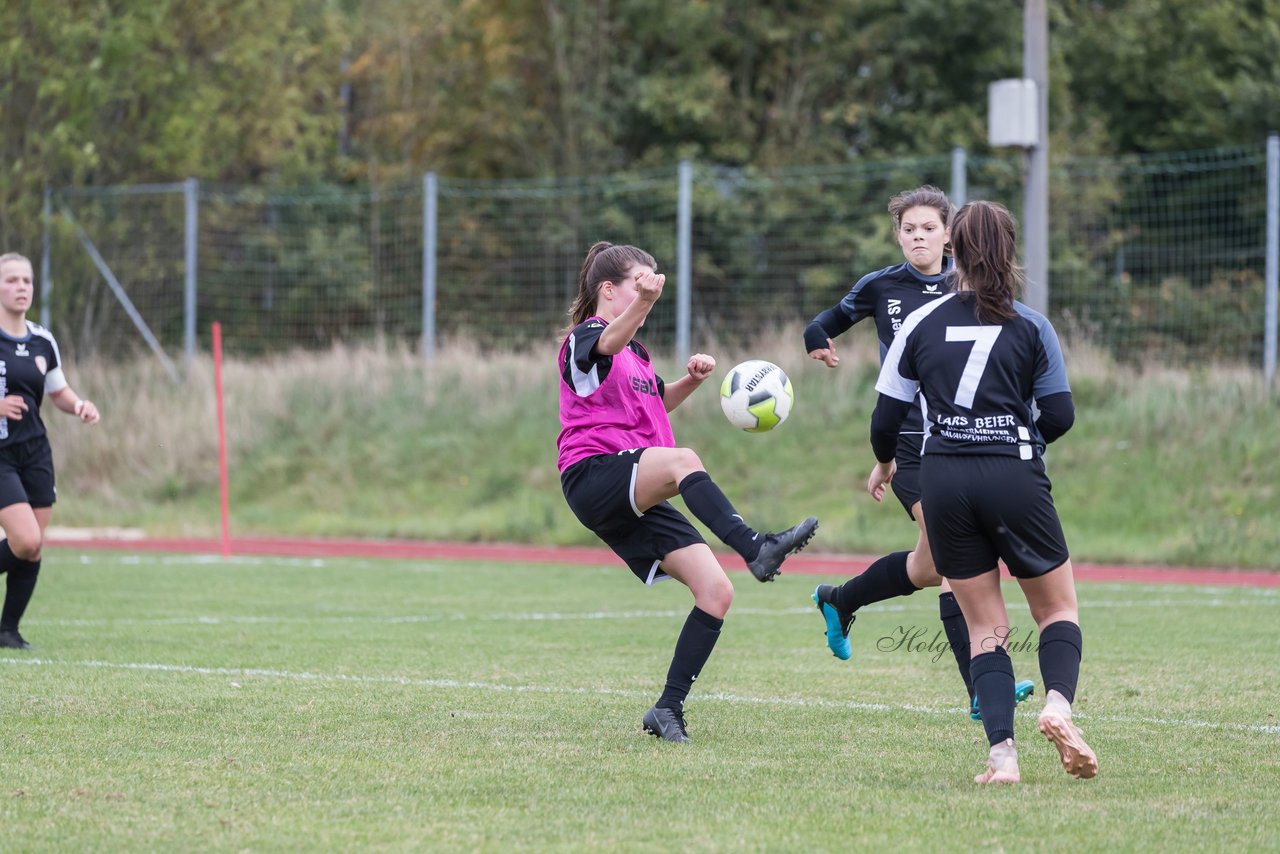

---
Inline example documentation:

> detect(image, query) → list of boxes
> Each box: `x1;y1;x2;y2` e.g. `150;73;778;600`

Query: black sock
1038;620;1082;703
938;592;975;703
0;541;40;632
678;472;761;561
835;551;916;612
657;607;724;710
970;648;1016;745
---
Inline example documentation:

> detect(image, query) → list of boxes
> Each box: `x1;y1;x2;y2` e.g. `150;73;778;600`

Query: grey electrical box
988;79;1039;148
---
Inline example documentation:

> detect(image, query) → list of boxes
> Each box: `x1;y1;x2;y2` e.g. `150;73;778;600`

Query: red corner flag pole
212;322;231;560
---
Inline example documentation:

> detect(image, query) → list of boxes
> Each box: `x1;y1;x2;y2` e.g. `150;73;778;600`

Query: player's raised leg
811;501;936;661
634;446;817;583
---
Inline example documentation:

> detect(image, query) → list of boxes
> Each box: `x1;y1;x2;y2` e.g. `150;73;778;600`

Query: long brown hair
566;241;656;327
949;201;1023;323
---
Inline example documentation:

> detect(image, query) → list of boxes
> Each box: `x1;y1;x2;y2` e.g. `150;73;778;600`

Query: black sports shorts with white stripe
560;448;706;585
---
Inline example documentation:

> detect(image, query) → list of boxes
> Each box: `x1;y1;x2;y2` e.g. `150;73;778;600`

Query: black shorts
890;432;924;519
0;436;57;510
920;453;1069;580
560;448;706;584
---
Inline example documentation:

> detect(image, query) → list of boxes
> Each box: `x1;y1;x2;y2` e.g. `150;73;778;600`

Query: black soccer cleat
642;705;692;743
0;629;33;650
746;516;819;582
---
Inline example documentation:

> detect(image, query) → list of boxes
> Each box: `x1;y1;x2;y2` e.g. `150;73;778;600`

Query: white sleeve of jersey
875;293;955;403
875;340;918;403
44;366;68;394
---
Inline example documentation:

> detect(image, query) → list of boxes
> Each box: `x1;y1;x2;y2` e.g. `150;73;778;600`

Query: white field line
55;554;1280;596
3;656;1277;736
24;607;814;627
21;595;1278;629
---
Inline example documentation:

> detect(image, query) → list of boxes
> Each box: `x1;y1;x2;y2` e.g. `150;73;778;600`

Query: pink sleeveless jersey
557;319;675;472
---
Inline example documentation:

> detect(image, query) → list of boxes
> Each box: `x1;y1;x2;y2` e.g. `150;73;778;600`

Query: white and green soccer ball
719;359;794;432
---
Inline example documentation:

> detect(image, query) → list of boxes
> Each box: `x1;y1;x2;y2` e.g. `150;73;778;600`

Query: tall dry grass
39;328;1280;566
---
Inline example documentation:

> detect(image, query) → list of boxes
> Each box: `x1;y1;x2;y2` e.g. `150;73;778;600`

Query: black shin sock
678;471;761;560
835;551;916;612
657;607;724;710
938;592;975;703
0;541;40;632
970;648;1016;745
1038;621;1083;703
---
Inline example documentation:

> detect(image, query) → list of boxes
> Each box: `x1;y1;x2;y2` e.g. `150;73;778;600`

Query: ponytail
949;202;1022;324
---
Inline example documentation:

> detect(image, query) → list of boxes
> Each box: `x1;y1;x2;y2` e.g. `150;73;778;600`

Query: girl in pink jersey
558;241;818;743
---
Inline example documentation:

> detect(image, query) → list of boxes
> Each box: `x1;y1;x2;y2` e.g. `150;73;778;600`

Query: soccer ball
719;360;794;432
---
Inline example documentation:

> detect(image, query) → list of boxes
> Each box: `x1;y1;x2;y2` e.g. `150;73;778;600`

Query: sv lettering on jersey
887;298;903;334
631;376;658;396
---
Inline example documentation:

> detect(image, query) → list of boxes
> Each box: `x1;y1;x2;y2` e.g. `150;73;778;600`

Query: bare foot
1038;711;1099;779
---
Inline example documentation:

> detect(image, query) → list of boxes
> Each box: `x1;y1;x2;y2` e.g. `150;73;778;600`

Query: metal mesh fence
435;170;679;349
1048;146;1269;364
45;143;1275;370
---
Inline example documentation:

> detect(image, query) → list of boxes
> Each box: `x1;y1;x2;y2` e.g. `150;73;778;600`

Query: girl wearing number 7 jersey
870;201;1095;784
806;186;1034;722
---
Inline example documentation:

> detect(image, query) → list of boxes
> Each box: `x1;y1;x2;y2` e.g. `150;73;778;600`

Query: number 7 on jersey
945;326;1002;409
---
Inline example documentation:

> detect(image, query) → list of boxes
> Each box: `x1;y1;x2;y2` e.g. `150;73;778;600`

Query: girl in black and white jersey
0;253;101;650
870;202;1096;784
806;187;1035;721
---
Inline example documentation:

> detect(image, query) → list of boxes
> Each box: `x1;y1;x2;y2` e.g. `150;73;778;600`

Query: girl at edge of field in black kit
0;252;101;650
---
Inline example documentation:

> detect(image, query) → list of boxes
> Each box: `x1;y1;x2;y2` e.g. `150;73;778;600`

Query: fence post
676;160;692;366
184;178;199;370
950;146;968;207
1265;133;1278;389
1023;0;1050;315
40;188;52;329
422;171;438;362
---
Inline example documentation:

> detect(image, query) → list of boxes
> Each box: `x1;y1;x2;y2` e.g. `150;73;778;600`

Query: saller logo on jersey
631;376;658;396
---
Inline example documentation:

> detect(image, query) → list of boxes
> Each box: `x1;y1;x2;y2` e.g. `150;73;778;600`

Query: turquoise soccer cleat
812;585;854;660
971;679;1037;721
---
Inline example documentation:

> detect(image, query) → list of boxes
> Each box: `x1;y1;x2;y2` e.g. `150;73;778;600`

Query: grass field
2;549;1277;851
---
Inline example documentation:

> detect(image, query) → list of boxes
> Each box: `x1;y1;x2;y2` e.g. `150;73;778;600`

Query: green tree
1060;0;1280;152
1;0;348;251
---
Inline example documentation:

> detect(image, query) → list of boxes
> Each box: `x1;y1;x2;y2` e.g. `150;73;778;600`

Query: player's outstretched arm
804;308;854;367
662;353;715;413
48;386;101;424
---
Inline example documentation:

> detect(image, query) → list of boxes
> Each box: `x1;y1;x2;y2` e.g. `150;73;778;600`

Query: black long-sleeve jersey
872;294;1073;461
